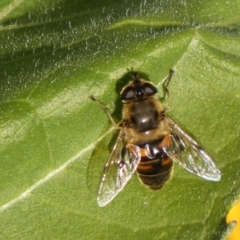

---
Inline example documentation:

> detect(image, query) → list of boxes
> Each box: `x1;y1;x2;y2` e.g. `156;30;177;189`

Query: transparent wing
97;127;141;207
164;116;221;181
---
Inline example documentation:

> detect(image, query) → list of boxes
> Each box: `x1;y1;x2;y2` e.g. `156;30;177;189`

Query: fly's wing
97;127;141;207
164;116;221;181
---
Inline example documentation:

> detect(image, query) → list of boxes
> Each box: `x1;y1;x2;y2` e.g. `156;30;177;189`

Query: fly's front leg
162;69;174;107
89;95;120;129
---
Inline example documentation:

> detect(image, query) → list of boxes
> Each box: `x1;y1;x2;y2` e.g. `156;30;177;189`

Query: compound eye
143;83;157;96
121;87;135;100
121;81;158;100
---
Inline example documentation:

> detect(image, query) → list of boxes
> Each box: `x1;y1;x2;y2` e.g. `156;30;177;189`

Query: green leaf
0;0;239;239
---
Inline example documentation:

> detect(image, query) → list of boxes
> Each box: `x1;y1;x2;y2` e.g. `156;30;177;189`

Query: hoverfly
90;70;221;207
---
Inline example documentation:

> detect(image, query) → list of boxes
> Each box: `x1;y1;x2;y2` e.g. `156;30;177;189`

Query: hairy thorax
122;97;169;144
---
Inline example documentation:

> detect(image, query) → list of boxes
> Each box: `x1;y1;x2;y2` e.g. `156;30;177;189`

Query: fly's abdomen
136;135;173;190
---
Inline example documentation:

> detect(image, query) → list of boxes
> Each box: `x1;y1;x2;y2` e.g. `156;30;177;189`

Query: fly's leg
162;69;174;107
162;69;174;100
89;95;120;129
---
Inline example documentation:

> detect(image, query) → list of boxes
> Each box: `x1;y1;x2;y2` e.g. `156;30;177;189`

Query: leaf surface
0;0;239;239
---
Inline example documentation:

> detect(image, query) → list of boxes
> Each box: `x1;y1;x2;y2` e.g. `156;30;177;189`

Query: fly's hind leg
89;95;120;129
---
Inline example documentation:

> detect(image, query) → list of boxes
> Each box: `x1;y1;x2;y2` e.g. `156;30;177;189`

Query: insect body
90;70;221;207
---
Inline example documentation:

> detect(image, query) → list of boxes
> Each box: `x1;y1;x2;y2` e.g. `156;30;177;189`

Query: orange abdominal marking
159;134;172;148
140;148;148;157
162;158;172;166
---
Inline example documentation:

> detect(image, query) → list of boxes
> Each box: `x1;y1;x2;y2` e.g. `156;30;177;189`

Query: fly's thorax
122;97;164;133
124;117;170;144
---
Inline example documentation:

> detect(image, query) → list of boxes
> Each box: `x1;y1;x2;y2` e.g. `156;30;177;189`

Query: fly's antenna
127;67;140;82
131;71;140;82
